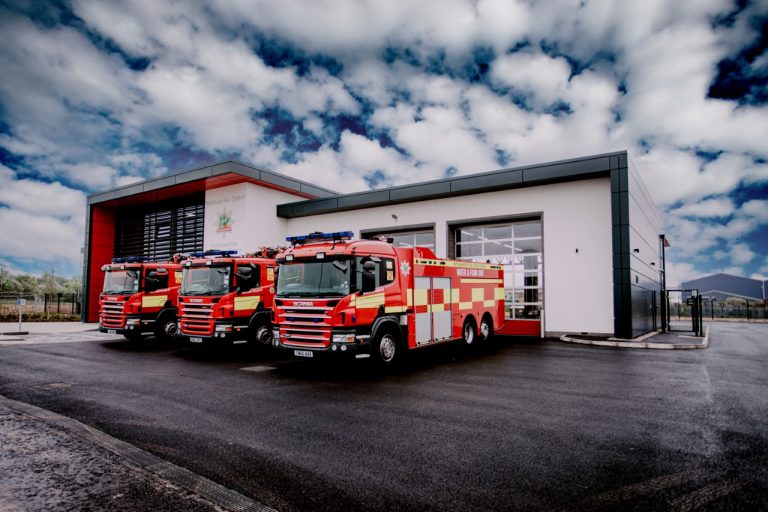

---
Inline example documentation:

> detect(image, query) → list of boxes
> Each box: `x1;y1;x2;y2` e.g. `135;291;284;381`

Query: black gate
665;289;704;337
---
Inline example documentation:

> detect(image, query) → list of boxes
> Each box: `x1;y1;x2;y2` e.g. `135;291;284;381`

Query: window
367;230;435;250
455;221;543;320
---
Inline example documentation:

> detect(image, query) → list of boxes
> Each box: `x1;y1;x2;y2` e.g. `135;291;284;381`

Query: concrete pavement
0;322;100;335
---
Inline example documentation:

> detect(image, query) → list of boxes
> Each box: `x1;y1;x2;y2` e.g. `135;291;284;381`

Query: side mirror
236;267;253;279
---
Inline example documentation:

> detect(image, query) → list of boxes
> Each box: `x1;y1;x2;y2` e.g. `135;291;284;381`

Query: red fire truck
177;249;278;346
99;257;183;342
272;232;505;366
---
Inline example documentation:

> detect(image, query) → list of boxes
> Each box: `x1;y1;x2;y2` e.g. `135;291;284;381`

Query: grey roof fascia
277;151;624;218
87;159;337;206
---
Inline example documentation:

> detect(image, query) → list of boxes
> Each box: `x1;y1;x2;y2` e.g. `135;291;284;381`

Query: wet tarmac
0;321;766;511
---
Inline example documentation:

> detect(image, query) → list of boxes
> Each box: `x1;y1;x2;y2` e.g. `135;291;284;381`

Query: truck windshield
103;270;140;295
276;259;351;297
181;265;231;295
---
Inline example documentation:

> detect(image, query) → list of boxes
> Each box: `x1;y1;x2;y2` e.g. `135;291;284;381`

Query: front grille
277;303;333;347
100;300;125;328
180;302;215;336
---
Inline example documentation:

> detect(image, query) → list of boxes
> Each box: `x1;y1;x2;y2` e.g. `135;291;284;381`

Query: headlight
273;329;280;339
215;324;233;332
126;318;140;326
332;333;355;343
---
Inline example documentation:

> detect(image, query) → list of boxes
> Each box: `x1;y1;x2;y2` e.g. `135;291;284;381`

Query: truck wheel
462;318;477;346
155;316;178;342
479;315;494;343
372;328;400;367
251;322;273;346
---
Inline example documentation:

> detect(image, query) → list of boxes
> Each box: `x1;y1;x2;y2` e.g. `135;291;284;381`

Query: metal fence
669;302;768;321
0;292;81;316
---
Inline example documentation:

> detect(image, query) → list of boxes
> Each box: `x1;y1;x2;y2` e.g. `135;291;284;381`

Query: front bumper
178;321;250;345
100;316;152;335
274;329;371;358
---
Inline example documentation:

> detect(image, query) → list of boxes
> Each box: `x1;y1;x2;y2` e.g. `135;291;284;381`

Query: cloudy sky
0;0;766;286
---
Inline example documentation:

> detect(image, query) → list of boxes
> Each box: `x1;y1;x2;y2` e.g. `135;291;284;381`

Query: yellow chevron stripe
234;296;260;311
355;293;385;309
141;295;167;308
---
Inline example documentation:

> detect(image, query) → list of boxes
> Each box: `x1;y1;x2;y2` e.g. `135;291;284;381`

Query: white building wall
204;183;301;253
282;178;614;335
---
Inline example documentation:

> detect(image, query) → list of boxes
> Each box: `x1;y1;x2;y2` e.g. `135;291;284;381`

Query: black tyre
250;321;273;347
462;318;477;346
479;315;494;343
155;315;178;342
371;327;401;367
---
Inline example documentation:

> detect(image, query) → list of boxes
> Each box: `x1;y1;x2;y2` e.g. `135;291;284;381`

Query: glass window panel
514;223;541;238
484;240;512;256
457;228;482;242
456;243;483;258
484;225;511;240
391;234;413;247
515;238;541;254
414;232;435;247
523;255;542;271
523;275;539;287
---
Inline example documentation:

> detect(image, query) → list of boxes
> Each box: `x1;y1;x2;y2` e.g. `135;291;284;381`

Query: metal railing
0;292;81;316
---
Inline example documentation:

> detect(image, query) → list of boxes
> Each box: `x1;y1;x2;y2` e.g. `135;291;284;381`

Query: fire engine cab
99;256;183;342
177;250;278;346
272;232;505;366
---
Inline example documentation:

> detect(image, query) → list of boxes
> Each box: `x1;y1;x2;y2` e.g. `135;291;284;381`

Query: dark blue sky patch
382;45;422;67
4;0;73;29
708;16;768;105
247;32;342;77
544;100;572;117
694;148;724;163
495;149;511;167
363;170;388;189
710;0;750;29
0;147;24;170
732;180;768;205
258;106;322;161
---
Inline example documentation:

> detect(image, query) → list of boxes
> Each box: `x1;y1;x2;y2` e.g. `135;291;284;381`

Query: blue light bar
112;256;146;263
286;231;354;245
190;249;239;257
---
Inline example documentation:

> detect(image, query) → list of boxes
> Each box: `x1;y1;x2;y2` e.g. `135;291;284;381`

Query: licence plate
190;337;203;343
107;330;116;335
294;350;314;358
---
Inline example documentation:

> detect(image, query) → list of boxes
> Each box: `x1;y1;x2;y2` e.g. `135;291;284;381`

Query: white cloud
0;166;85;271
730;243;755;265
671;197;735;218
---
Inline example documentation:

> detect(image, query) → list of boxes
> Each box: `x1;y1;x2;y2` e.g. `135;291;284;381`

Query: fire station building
82;150;668;339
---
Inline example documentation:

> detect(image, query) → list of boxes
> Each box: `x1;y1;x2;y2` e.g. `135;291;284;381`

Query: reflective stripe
414;258;502;270
495;288;506;300
414;289;428;306
483;300;495;308
142;295;167;308
406;289;413;307
385;305;407;313
451;288;460;304
472;288;485;302
234;296;260;311
461;278;503;284
354;293;385;309
459;302;473;310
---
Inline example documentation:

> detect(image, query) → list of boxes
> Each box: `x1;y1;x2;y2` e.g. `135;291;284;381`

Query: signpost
16;298;25;332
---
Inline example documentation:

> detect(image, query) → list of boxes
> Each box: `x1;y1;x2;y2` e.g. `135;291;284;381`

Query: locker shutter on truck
415;277;453;345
